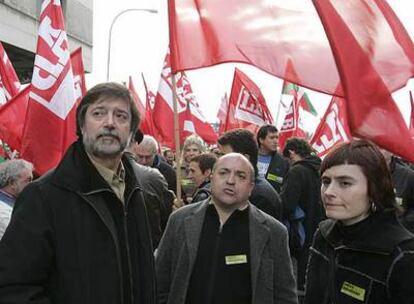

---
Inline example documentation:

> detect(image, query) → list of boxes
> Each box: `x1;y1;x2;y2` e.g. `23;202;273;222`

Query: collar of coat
46;140;141;194
319;211;413;254
181;199;280;296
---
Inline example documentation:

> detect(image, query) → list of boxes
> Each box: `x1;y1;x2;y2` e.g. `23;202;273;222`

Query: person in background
281;137;325;299
218;128;283;221
381;149;414;213
163;148;175;167
304;139;414;304
180;135;207;203
0;159;33;238
187;153;217;203
134;134;177;195
0;82;156;304
256;124;290;193
156;153;298;304
124;132;174;248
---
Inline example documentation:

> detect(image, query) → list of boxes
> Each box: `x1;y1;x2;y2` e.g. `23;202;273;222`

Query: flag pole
171;73;183;206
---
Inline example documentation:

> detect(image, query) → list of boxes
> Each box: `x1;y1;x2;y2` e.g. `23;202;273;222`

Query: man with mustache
0;83;156;304
156;153;297;304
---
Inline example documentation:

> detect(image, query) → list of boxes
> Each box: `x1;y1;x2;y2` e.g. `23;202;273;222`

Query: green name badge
267;173;283;183
225;254;247;265
340;281;365;301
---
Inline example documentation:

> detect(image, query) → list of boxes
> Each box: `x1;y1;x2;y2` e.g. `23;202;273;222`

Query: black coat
390;157;414;209
263;151;290;194
152;154;177;195
191;181;211;204
281;155;325;290
0;141;156;304
304;212;414;304
281;155;325;247
250;177;283;221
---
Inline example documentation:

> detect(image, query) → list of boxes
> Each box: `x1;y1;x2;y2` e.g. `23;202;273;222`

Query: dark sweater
186;204;251;304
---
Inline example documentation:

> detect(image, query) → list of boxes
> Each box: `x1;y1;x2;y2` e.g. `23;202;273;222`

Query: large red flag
0;49;85;158
314;0;414;162
168;1;414;97
21;0;78;174
310;95;352;158
0;85;30;152
224;68;273;134
153;51;217;148
0;42;21;105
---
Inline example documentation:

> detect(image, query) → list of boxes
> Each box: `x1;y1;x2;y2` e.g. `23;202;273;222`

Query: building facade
0;0;93;83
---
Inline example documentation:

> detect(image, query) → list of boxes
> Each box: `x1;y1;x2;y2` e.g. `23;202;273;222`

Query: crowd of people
0;82;414;304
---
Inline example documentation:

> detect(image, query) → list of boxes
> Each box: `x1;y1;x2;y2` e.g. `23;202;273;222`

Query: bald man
156;153;297;304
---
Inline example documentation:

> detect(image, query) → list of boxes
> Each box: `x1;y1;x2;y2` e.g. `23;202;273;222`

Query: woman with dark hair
304;139;414;304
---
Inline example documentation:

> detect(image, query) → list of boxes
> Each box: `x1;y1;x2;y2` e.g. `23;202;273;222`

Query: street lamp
106;8;158;81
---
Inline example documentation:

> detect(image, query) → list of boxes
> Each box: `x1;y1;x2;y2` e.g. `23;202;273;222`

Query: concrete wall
0;0;93;71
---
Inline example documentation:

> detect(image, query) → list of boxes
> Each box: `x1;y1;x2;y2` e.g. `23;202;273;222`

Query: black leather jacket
304;211;414;304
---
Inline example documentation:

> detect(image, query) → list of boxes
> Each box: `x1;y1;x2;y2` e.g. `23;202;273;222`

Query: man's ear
204;169;212;179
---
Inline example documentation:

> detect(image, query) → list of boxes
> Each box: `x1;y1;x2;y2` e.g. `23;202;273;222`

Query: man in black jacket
188;153;217;203
0;83;156;304
218;129;283;221
281;137;325;300
256;124;290;194
133;134;177;195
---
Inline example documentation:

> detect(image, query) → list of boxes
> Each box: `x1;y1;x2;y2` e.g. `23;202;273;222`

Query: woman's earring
371;201;377;212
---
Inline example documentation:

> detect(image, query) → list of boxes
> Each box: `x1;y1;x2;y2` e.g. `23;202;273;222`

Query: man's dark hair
321;139;396;211
163;149;173;158
190;153;217;174
218;129;258;176
257;124;278;147
283;137;313;158
76;82;140;138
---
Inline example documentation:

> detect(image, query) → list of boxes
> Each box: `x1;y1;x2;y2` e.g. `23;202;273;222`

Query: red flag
141;74;162;141
314;0;414;162
168;1;413;97
129;75;158;139
277;62;307;150
224;68;273;134
278;96;307;151
0;85;30;152
70;47;87;104
128;76;146;119
310;94;352;158
410;91;414;139
217;93;229;135
0;42;21;105
142;73;156;110
153;51;217;148
180;100;218;145
182;99;218;145
0;49;85;158
21;0;78;175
